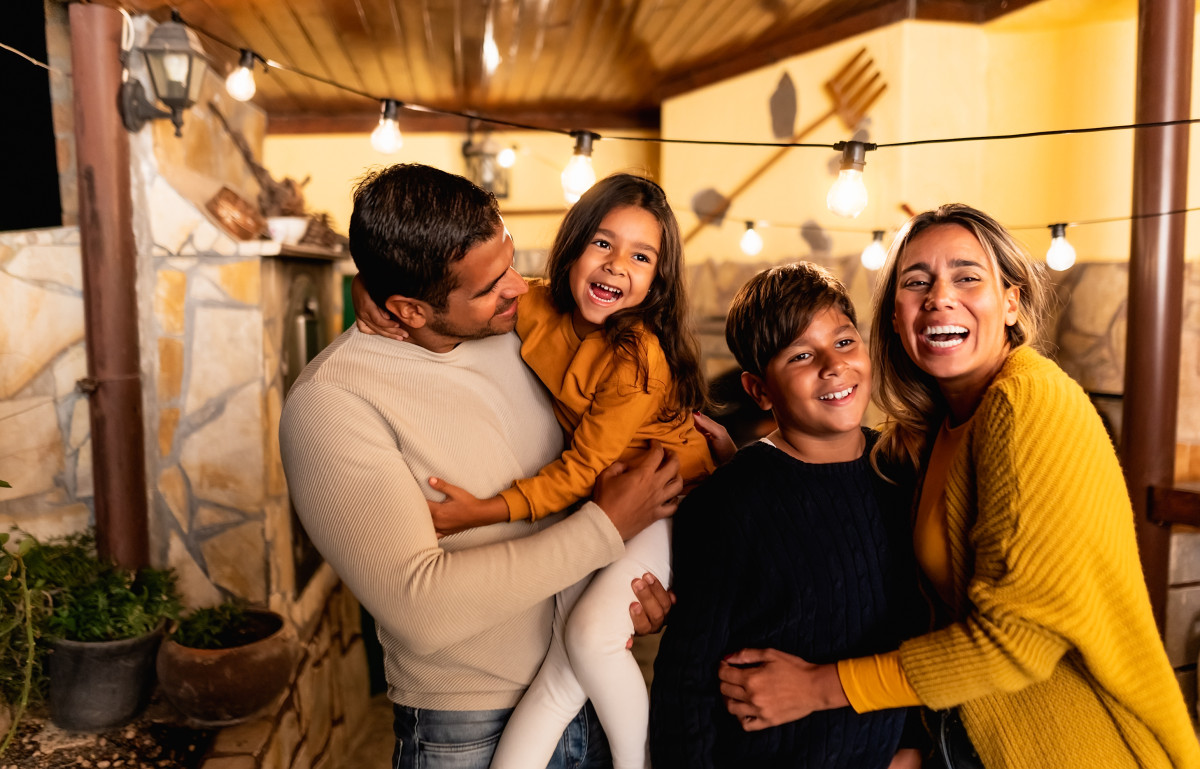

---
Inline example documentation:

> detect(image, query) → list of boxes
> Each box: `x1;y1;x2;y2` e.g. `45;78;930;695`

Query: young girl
355;173;713;769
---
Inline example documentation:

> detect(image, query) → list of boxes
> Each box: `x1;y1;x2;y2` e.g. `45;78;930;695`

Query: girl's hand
351;274;409;341
427;477;510;537
694;412;737;465
718;648;849;730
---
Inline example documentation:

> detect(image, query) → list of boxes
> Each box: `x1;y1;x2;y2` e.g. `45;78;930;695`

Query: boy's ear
384;295;429;329
740;371;772;412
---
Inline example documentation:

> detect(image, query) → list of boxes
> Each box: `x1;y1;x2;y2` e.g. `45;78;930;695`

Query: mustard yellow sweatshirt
854;347;1198;768
499;282;714;521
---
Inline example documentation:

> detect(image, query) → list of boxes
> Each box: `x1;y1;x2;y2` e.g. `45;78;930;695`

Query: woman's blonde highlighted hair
869;203;1054;474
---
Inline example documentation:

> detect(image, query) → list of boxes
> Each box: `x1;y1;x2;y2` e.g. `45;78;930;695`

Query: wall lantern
120;13;209;137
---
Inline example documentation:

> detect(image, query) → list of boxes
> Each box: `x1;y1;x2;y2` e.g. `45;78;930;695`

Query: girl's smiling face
568;205;661;336
892;223;1020;412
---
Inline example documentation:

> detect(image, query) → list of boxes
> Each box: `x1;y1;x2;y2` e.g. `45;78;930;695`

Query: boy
649;262;923;769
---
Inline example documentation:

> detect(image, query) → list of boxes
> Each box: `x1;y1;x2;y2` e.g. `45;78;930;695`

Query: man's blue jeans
391;701;611;769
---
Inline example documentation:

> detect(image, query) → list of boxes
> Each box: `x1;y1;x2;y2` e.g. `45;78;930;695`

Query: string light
861;229;887;269
827;140;874;218
1046;223;1077;270
562;131;598;204
496;145;517;168
224;49;258;101
740;221;764;257
84;15;1200;243
370;99;403;154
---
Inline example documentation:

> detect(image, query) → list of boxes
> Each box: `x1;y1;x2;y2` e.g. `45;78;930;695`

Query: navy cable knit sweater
649;430;921;769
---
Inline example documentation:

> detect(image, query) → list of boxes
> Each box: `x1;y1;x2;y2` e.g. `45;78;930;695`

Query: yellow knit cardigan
897;347;1199;768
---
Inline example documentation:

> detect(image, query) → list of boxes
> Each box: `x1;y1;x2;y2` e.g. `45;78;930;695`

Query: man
279;163;680;769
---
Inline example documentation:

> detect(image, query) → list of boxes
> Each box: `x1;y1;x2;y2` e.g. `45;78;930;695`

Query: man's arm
280;382;679;656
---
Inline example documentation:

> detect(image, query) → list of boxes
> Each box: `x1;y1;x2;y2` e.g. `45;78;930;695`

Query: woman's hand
426;477;509;537
694;412;737;465
351;274;409;341
718;648;849;731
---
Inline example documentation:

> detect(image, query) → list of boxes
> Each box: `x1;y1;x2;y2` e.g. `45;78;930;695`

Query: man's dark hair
725;262;857;378
349;163;503;310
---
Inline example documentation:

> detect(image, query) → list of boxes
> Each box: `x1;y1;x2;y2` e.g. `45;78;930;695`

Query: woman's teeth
819;386;854;401
924;325;968;348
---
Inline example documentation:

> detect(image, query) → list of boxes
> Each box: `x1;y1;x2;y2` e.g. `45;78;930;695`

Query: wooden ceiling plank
590;0;658;104
558;0;627;102
287;0;376;101
511;0;576;106
648;0;739;68
389;0;439;104
522;0;614;111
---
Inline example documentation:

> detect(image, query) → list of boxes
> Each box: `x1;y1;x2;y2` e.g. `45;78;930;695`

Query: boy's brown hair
725;262;857;378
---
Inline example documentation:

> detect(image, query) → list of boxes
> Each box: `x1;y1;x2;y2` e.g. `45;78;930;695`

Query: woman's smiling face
892;223;1020;410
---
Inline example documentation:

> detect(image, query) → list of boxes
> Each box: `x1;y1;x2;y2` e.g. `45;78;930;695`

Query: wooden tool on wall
684;48;887;245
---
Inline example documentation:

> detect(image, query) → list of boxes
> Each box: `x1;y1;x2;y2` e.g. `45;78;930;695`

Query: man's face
423;226;527;349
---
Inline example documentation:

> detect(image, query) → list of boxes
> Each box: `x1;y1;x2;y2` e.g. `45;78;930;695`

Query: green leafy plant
0;530;180;754
172;599;279;650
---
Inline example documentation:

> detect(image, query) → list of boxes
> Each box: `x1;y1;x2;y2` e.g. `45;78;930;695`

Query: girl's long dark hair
543;173;707;416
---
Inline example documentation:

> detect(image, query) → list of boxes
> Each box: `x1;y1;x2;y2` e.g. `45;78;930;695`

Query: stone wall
198;578;371;769
0;226;90;537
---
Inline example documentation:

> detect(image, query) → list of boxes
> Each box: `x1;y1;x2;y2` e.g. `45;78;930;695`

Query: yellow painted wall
262;129;659;256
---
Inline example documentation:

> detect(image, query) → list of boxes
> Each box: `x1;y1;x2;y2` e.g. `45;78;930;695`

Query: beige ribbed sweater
279;328;625;710
898;347;1199;768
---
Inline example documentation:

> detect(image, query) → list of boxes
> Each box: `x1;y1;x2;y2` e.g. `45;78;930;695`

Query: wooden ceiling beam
652;0;1042;101
266;105;661;135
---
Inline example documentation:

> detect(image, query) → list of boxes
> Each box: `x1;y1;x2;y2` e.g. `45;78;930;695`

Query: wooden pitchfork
683;47;888;244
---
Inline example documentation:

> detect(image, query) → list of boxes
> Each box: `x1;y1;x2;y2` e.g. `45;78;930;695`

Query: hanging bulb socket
225;48;259;101
562;131;599;204
371;99;404;154
861;229;887;270
827;140;876;219
1046;222;1077;271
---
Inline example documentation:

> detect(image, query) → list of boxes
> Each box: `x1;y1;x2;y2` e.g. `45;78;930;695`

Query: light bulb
827;169;868;219
483;34;500;75
1046;223;1076;271
861;230;887;270
162;51;191;85
562;155;595;203
370;100;403;154
561;132;597;203
225;49;257;101
497;146;516;168
826;140;875;219
740;222;763;257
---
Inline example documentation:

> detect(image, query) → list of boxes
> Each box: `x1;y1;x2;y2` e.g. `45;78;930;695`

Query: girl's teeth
589;283;623;303
819;386;854;401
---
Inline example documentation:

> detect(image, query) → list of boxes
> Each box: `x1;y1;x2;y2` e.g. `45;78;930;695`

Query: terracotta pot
156;610;299;726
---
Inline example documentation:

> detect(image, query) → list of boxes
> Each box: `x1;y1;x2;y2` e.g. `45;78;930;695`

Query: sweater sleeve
279;380;625;657
649;483;744;769
897;370;1118;709
501;337;669;521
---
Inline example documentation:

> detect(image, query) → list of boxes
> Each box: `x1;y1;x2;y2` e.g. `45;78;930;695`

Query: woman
717;204;1199;768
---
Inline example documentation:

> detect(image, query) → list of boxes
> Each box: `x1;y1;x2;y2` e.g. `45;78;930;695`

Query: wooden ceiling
112;0;1039;134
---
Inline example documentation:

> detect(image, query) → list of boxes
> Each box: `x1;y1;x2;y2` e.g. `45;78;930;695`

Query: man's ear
384;295;429;329
740;371;772;412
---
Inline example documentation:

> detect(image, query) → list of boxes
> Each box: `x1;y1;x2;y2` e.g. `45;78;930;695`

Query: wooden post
1122;0;1193;632
69;4;150;568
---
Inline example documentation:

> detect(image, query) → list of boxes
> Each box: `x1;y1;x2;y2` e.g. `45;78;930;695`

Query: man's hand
351;274;409;341
718;648;849;731
627;572;674;646
592;441;682;541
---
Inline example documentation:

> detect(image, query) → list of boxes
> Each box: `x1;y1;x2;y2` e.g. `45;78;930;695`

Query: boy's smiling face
742;306;870;461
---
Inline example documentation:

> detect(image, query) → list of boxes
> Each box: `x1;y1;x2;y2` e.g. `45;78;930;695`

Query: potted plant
19;531;181;732
157;599;299;725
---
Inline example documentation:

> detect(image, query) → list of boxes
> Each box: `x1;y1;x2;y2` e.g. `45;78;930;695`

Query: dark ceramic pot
156;609;299;726
48;625;164;732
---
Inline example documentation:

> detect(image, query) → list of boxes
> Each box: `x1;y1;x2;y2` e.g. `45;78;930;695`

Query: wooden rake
683;48;888;244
